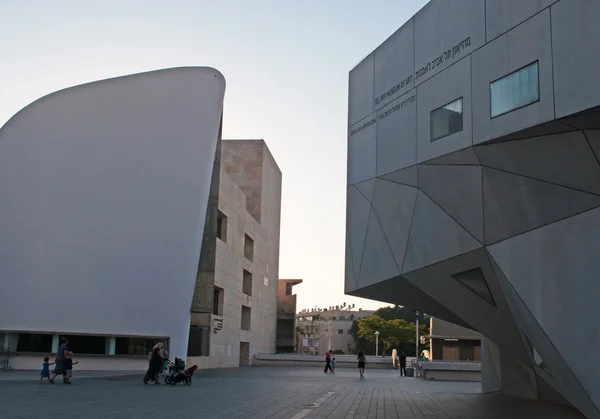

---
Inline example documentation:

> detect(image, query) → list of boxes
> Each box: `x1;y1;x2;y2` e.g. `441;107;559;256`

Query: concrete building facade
345;1;600;417
427;318;482;361
0;69;284;372
297;308;374;354
276;279;302;353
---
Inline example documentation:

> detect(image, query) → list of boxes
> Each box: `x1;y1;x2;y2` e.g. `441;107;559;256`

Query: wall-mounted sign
212;316;223;335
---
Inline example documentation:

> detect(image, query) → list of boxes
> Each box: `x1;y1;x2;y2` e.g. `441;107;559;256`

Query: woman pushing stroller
143;343;167;385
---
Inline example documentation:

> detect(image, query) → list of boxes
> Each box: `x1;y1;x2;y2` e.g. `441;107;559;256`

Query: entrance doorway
239;342;250;366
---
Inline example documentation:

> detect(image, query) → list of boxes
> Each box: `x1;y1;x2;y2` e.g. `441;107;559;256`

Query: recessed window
64;335;106;355
243;270;253;296
213;286;224;316
16;333;53;353
115;337;164;356
187;326;209;357
338;329;344;334
430;97;464;141
244;234;254;261
490;61;539;118
241;306;251;331
217;211;227;242
285;283;293;296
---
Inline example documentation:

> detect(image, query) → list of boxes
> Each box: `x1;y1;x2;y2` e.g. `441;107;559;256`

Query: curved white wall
0;67;226;360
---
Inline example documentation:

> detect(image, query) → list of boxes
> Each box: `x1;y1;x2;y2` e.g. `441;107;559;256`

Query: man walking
324;350;333;373
399;351;407;376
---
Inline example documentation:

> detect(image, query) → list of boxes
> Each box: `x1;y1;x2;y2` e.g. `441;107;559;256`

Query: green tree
349;319;375;354
357;315;415;356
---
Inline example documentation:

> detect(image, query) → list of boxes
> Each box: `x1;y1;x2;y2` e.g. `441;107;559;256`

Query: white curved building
0;67;226;365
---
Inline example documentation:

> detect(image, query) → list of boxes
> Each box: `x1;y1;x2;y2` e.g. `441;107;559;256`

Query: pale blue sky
0;0;428;312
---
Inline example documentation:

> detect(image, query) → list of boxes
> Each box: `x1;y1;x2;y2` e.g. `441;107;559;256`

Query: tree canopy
349;305;430;356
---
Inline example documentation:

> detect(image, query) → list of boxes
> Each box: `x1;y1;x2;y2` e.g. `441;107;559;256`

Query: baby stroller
164;357;198;385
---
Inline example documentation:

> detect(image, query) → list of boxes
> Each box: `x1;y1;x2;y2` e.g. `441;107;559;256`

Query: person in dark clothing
399;351;407;376
143;343;165;385
49;337;69;384
324;350;333;373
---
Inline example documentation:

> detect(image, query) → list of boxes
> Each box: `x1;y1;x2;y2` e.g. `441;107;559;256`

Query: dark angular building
345;1;600;417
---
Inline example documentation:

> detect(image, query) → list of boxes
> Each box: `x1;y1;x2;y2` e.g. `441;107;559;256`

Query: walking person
49;337;69;384
144;342;166;385
399;351;407;376
64;352;79;384
331;357;336;374
357;350;366;379
40;357;55;383
324;350;333;373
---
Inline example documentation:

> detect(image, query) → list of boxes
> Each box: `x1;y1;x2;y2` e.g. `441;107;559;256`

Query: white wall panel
0;67;226;360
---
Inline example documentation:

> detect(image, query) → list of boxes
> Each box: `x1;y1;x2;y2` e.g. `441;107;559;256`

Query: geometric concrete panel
474;131;600;195
376;90;418;175
348;53;375;126
482;167;600;244
536;373;573;407
378;165;417;187
348;118;377;185
357;209;400;288
552;0;600;118
374;20;414;109
346;186;371;281
403;191;482;273
413;0;485;86
485;120;576;145
346;275;473;330
472;10;555;145
487;252;600;418
481;338;502;393
421;146;480;166
344;234;357;293
560;109;600;130
584;130;600;163
488;207;600;412
485;0;558;42
403;248;529;364
354;178;376;203
450;267;496;307
500;354;539;400
371;179;418;272
418;164;484;243
416;56;473;163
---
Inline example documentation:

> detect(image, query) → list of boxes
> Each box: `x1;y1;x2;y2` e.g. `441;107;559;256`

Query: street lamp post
375;331;380;357
415;311;419;360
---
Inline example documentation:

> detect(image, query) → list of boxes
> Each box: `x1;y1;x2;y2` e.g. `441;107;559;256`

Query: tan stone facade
188;139;282;369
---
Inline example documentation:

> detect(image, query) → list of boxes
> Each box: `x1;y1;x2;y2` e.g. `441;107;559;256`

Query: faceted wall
346;1;600;417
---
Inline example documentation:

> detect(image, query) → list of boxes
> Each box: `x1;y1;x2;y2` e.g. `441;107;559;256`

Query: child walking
40;357;55;383
63;351;79;384
331;358;336;373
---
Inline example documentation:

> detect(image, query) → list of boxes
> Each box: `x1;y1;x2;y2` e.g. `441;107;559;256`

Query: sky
0;0;429;312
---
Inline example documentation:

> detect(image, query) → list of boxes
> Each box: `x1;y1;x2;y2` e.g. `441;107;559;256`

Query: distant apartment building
188;139;283;369
427;318;482;361
296;306;375;354
276;279;302;353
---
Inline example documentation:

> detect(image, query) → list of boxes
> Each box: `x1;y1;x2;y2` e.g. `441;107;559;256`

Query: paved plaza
0;367;583;418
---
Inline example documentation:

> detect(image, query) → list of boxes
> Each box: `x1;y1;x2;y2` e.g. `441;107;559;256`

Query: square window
242;270;252;296
285;283;293;296
244;234;254;261
430;97;463;141
490;61;539;118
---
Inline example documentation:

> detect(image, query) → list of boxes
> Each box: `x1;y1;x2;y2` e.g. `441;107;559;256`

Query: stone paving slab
0;367;584;418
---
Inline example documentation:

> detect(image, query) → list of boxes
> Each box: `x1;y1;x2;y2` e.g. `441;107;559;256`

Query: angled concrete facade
346;1;600;417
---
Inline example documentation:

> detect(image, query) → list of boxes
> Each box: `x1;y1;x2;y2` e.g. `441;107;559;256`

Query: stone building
296;307;375;354
189;139;283;368
276;279;302;353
